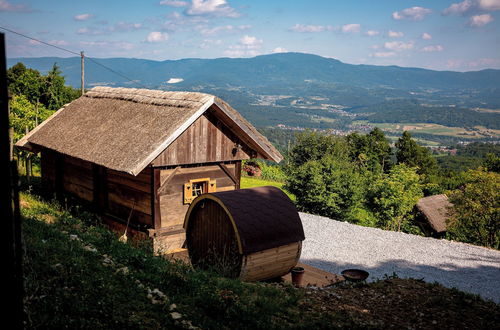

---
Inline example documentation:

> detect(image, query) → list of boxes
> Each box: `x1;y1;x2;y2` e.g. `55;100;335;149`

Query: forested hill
8;52;500;90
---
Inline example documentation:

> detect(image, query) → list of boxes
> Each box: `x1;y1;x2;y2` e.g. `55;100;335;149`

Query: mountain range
7;52;500;138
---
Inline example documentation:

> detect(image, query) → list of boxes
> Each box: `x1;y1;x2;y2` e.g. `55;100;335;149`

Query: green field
241;176;295;201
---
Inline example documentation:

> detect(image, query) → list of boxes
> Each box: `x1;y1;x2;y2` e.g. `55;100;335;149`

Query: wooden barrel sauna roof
184;186;305;255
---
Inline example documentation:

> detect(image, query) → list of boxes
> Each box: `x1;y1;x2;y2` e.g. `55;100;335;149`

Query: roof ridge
85;86;213;107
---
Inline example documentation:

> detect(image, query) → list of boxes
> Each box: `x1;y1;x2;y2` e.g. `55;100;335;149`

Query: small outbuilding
184;186;305;281
415;194;453;237
16;87;282;253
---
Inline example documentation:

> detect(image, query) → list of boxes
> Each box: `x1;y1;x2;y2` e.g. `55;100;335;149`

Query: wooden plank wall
152;162;239;253
106;168;153;228
152;112;253;167
40;149;153;231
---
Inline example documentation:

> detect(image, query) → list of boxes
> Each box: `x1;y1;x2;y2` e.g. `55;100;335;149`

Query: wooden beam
219;163;238;185
157;166;181;195
152;168;161;230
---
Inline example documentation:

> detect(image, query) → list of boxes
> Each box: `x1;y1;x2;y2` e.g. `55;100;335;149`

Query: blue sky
1;0;500;71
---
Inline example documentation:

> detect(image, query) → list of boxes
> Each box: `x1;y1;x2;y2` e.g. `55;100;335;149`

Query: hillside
8;53;500;142
8;53;500;90
21;192;500;329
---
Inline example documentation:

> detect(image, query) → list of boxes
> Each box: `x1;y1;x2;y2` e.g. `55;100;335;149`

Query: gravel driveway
299;212;500;303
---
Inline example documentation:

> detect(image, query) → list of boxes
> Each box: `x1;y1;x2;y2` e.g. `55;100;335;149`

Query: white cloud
468;57;500;68
289;24;328;33
77;27;104;35
114;22;143;32
341;23;361;33
80;41;135;50
443;0;475;15
0;0;31;12
199;24;250;36
186;0;240;18
421;32;432;40
74;13;93;21
224;35;263;57
384;40;415;51
166;78;184;83
271;47;287;53
392;7;432;21
478;0;500;10
48;40;69;46
388;30;404;38
240;35;263;48
443;0;500;15
159;0;188;7
199;39;223;49
421;45;444;52
365;30;379;37
469;13;494;26
146;31;169;42
371;52;397;58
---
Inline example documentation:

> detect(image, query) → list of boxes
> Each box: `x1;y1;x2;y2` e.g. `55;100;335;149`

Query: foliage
483;153;500;173
367;164;423;232
9;94;52;142
395;131;437;177
447;169;500;249
7;62;80;111
346;127;392;173
286;155;366;220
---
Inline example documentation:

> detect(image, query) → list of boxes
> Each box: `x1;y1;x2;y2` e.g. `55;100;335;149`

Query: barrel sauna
183;186;305;281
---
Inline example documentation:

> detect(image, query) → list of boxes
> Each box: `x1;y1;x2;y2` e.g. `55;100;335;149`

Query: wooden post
80;51;85;96
0;32;24;329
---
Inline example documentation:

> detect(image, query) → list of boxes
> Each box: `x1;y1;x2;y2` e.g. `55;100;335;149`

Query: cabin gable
152;108;255;167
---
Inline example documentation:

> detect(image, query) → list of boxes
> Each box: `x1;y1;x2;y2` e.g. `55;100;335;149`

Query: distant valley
8;52;500;145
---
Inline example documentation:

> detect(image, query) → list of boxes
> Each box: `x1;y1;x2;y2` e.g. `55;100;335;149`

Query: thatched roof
16;87;282;175
416;194;453;233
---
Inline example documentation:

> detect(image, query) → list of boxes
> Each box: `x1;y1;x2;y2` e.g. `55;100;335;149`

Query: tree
447;169;500;249
483;153;500;173
395;131;437;177
285;131;365;221
286;130;348;168
7;62;79;111
9;94;52;142
367;164;423;232
347;128;392;173
7;62;43;105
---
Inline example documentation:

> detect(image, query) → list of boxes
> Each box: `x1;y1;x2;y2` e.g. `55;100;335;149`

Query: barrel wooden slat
184;186;305;282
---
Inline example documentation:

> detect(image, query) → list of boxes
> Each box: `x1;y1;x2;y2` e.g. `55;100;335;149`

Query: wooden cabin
415;194;453;238
184;186;305;281
16;87;282;253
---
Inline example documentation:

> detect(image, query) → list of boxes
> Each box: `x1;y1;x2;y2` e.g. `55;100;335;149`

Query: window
184;178;216;204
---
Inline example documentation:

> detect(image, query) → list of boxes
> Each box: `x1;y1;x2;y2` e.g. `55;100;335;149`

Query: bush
447;169;500;249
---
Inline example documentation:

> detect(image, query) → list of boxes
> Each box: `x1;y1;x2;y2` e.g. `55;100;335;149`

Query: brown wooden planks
152;113;252;166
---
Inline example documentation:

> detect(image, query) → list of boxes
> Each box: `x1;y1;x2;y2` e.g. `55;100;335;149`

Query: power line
0;26;79;56
0;25;147;89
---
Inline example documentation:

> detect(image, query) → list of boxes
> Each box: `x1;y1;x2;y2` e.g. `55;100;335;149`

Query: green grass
241;176;295;201
19;191;500;329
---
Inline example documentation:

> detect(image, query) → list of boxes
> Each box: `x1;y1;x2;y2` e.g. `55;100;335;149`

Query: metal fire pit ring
341;269;369;282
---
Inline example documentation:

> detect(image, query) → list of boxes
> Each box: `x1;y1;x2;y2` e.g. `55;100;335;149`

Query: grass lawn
241;176;295;201
19;192;500;329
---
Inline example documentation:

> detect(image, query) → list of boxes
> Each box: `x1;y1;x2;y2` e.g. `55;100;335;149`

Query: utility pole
81;51;85;96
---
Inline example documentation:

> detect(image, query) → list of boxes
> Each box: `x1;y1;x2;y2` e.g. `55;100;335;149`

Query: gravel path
299;212;500;303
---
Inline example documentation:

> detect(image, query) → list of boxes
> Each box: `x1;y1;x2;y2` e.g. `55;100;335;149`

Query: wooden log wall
152;111;253;167
41;149;153;231
151;162;240;253
105;167;153;229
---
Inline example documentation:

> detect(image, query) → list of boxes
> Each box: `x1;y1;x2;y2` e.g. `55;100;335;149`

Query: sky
1;0;500;71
